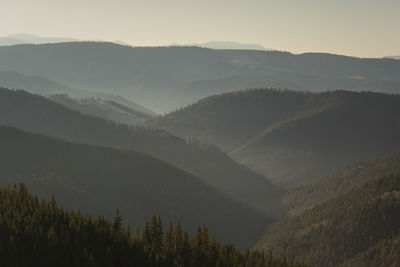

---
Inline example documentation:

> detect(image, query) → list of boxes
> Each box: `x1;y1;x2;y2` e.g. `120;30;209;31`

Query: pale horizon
1;0;400;58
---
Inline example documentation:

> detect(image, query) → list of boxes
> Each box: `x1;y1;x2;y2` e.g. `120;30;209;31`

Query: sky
1;0;399;58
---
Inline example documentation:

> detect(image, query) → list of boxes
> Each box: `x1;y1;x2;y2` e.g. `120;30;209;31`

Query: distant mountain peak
176;41;273;51
384;55;400;60
0;33;79;46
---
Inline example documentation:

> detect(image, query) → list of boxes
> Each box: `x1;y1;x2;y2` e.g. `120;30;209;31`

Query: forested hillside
151;88;400;188
2;1;399;265
255;173;400;266
48;94;151;125
148;89;309;152
232;90;400;187
0;42;399;112
0;126;270;248
0;88;284;217
0;184;302;267
284;152;400;215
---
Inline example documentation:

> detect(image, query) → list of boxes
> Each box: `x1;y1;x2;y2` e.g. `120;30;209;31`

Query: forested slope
0;184;302;267
0;126;269;248
0;88;284;217
255;173;400;266
231;90;400;187
284;152;400;215
151;88;400;188
148;89;309;152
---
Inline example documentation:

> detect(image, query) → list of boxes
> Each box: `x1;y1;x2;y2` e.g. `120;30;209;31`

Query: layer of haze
1;0;399;58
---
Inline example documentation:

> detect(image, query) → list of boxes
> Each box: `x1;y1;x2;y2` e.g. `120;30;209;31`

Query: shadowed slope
0;126;270;248
0;88;284;218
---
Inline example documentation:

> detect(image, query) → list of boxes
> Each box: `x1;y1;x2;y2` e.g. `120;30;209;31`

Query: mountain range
179;41;271;51
0;33;78;46
0;87;284;220
1;36;400;265
384;55;400;60
0;34;274;51
0;42;399;112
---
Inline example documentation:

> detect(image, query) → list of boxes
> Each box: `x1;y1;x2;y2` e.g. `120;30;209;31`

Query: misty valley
0;36;399;266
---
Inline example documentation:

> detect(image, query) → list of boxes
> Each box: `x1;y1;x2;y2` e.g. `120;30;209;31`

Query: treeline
0;184;302;267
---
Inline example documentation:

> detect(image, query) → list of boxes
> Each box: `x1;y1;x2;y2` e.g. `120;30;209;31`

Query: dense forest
232;90;400;187
0;87;284;218
0;184;303;267
255;173;400;266
284;152;400;215
0;125;270;248
151;88;400;187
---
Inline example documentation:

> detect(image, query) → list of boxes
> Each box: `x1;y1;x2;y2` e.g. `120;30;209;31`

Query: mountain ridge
0;42;399;112
0;125;270;248
0;87;284;218
150;88;400;187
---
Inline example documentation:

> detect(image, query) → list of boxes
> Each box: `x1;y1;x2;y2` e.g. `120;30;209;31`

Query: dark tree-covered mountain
150;88;400;188
255;173;400;266
147;89;310;152
48;94;152;125
0;42;399;112
0;88;284;219
0;126;269;248
231;90;400;187
284;152;400;215
0;184;302;267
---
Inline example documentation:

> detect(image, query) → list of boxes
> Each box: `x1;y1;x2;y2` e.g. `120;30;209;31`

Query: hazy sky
1;0;399;57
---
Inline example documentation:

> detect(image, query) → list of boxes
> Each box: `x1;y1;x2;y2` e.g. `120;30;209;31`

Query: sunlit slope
255;173;400;266
284;152;400;215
